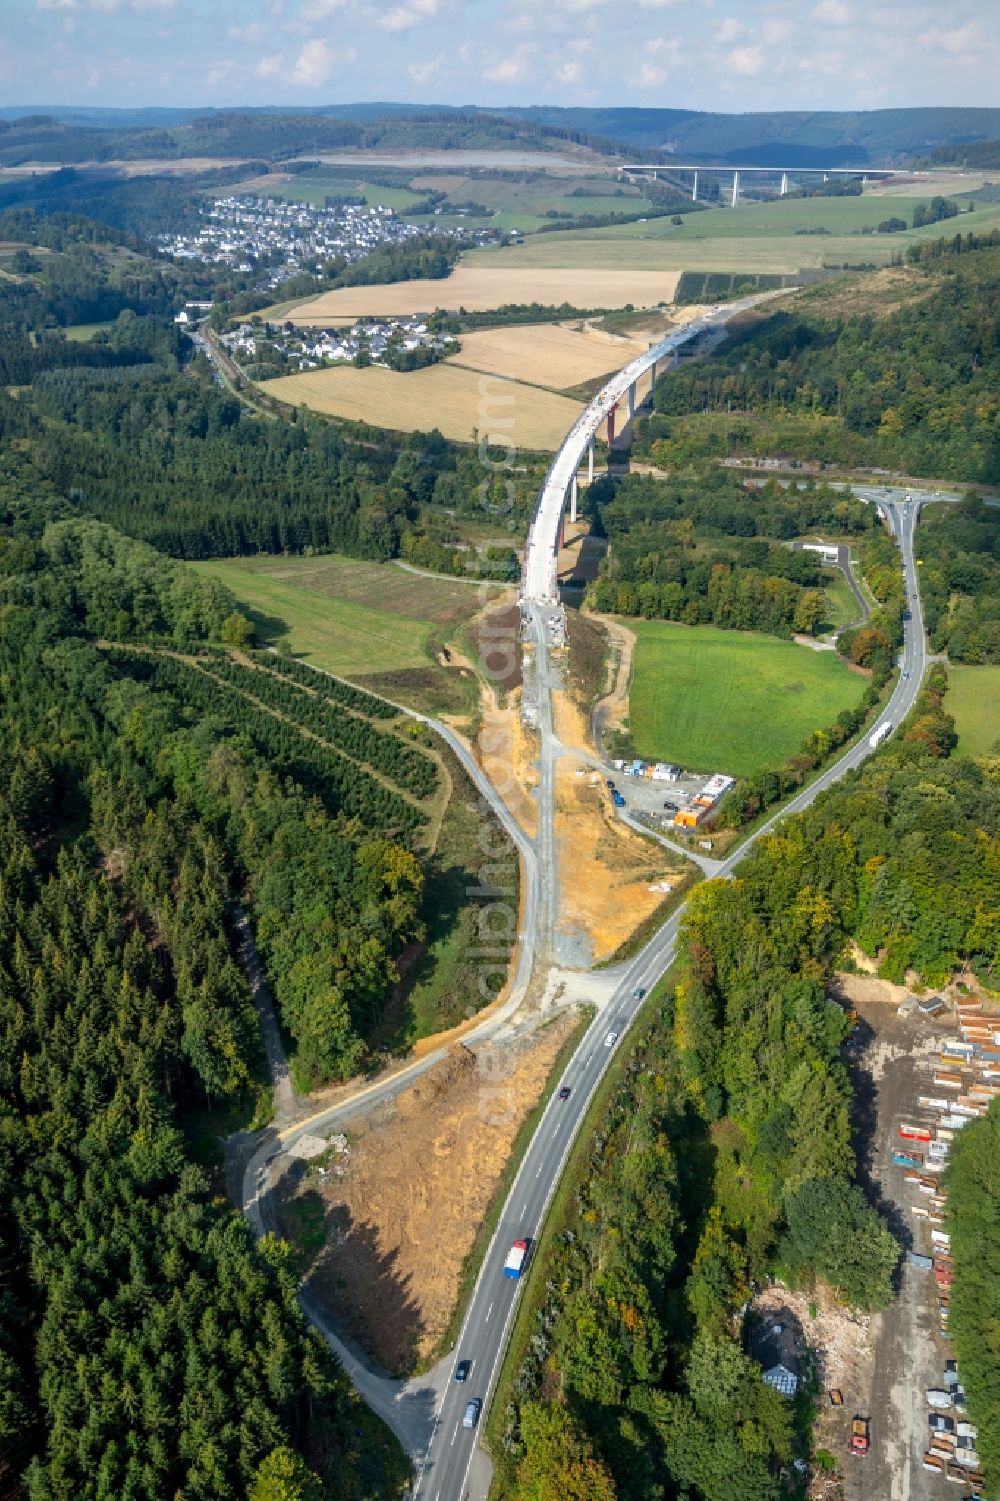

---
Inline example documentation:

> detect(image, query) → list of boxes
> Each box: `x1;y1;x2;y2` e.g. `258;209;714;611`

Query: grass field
226;169;433;213
465;197;1000;275
278;265;680;320
946;665;1000;759
189;554;493;675
63;320;117;342
446;321;646;390
260;361;583;448
627;620;868;776
820;572;863;632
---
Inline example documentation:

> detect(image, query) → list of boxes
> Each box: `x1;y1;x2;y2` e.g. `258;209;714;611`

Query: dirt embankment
476;683;539;839
552;690;687;965
280;1017;578;1375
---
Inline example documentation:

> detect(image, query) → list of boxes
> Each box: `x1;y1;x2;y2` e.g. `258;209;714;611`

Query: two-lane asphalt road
415;492;928;1501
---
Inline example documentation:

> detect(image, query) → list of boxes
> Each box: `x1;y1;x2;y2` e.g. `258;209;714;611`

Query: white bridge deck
523;298;772;604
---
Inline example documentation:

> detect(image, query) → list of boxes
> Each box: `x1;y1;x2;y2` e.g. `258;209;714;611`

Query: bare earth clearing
552;691;689;965
281;1020;578;1375
280;266;681;320
261;361;582;449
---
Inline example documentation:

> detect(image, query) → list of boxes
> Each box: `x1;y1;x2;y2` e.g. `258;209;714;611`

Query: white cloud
408;52;445;83
714;16;743;42
206;58;239;86
648;34;684;61
228;21;266;42
636;0;680;10
374;0;441;31
300;0;348;16
812;0;851;23
726;43;763;75
481;45;533;83
761;17;794;43
255;52;285;78
557;57;583;83
289;37;337;83
798;48;847;75
254;36;348;85
918;21;989;56
637;60;666;86
37;0;173;8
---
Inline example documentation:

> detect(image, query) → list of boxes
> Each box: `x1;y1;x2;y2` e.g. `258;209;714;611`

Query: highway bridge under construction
522;294;779;608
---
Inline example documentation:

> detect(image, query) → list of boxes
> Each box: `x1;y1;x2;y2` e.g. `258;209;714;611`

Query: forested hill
0;108;621;169
0;520;428;1498
641;235;1000;484
0;209;546;559
6;103;1000;167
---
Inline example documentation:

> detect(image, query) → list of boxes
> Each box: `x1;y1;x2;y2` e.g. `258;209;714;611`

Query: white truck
869;721;893;750
503;1239;530;1279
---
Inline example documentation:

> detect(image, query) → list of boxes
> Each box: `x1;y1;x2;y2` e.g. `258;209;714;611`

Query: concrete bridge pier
780;172;789;196
649;358;657;389
627;381;636;421
570;473;578;524
691;169;698;202
587;438;595;483
732;170;740;207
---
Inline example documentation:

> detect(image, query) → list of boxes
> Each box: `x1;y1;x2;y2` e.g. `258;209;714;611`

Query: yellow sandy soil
478;689;539;840
552;692;685;960
291;1017;578;1372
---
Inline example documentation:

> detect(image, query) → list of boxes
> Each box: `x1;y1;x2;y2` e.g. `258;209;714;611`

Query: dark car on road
558;1085;571;1101
454;1360;471;1383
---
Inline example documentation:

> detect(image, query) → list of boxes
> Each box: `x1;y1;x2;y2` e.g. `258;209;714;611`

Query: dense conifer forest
0;522;427;1497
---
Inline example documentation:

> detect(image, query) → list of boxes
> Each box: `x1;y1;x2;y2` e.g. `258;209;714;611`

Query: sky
3;0;998;112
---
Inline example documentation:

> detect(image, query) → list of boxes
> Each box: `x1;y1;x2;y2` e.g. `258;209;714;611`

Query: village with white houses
219;314;458;374
156;192;494;290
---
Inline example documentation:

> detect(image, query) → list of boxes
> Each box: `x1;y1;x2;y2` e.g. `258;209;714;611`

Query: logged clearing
284;1020;578;1374
279;265;681;321
552;690;689;965
447;321;646;390
260;361;582;449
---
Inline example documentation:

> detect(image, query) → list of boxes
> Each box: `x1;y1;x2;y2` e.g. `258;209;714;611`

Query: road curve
417;490;928;1499
239;404;929;1494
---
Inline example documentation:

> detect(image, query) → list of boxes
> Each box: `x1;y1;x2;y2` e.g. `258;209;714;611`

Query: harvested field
280;266;681;320
260;362;582;450
447;321;646;391
282;1019;578;1374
